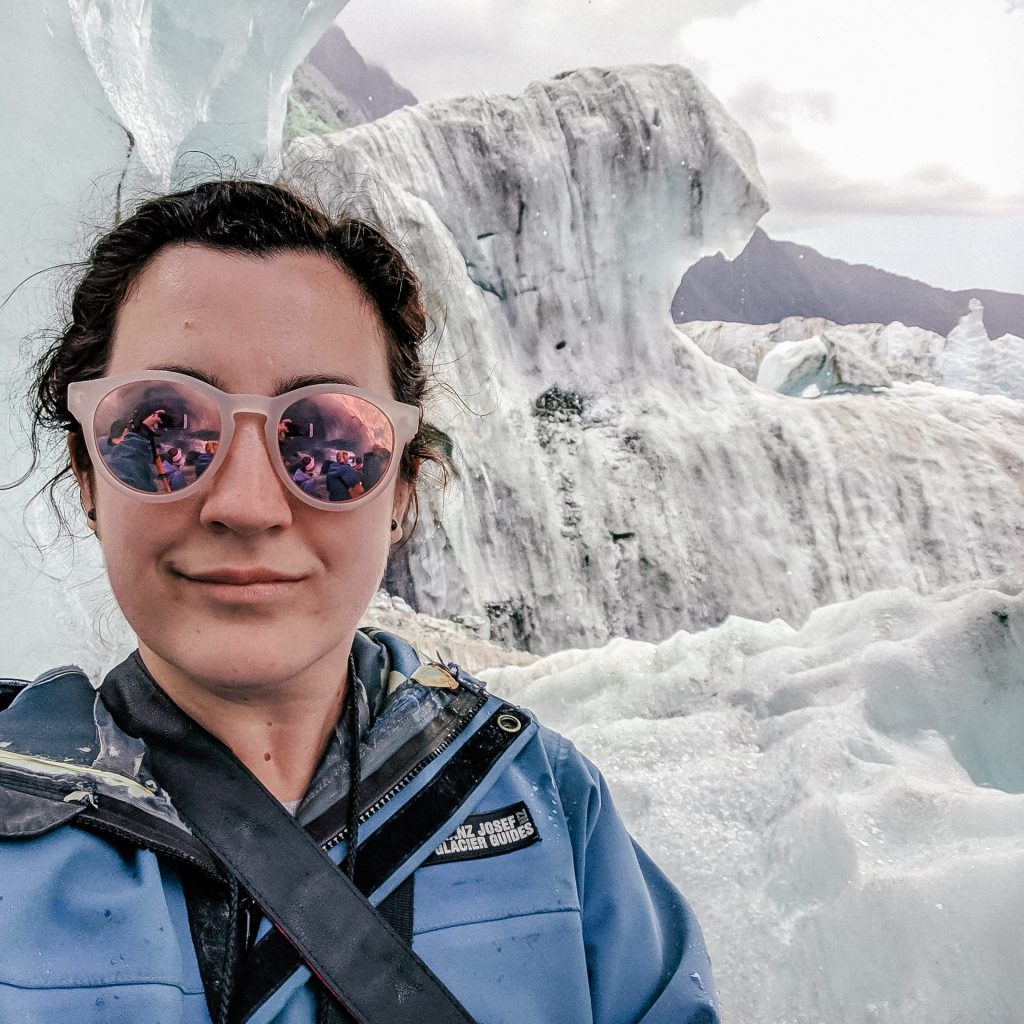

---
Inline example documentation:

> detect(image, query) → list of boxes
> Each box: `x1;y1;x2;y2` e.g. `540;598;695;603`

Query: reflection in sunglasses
91;378;397;504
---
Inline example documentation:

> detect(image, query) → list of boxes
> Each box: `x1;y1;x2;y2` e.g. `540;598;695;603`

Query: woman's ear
68;432;97;531
391;479;414;542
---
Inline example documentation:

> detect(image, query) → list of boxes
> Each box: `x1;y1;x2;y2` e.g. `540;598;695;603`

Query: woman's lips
174;567;306;603
183;568;304;585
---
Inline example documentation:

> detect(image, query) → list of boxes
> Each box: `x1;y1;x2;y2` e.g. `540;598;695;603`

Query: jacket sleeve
549;730;720;1024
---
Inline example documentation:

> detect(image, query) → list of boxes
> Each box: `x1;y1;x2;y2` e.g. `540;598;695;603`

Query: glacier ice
754;332;896;396
755;336;830;394
65;0;351;182
937;298;1024;400
682;316;942;388
685;303;1024;401
2;0;350;321
484;577;1024;1024
287;68;1024;652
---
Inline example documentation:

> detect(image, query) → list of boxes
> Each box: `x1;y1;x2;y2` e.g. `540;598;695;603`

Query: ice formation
681;317;946;387
937;298;1024;400
484;577;1024;1024
3;0;350;313
684;303;1024;401
288;73;1024;652
69;0;349;181
755;336;831;395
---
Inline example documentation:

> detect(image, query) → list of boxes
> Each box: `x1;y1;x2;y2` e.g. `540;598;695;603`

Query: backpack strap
230;698;532;1023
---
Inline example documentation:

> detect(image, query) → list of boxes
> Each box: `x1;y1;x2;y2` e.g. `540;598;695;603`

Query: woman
0;181;718;1024
326;450;366;503
291;453;320;497
195;438;220;478
164;446;189;491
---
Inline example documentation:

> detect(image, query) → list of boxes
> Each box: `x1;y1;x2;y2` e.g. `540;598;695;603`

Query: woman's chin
137;630;352;700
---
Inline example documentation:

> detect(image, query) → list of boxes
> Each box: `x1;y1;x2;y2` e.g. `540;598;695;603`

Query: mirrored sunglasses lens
94;380;221;495
277;393;396;504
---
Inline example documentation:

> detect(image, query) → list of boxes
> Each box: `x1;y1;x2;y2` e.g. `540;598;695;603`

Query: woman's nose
198;415;293;535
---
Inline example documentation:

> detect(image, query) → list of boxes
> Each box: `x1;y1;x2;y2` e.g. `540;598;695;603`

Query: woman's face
76;244;409;695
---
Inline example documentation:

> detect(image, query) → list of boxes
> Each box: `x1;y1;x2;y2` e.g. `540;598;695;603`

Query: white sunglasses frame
67;370;421;511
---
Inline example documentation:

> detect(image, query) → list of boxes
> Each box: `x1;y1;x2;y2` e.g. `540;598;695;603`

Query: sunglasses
67;370;420;511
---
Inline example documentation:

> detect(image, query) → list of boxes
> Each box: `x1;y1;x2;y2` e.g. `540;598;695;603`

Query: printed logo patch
424;801;540;866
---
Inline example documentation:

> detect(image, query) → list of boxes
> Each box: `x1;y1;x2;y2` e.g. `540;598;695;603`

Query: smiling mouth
172;567;306;602
182;570;304;585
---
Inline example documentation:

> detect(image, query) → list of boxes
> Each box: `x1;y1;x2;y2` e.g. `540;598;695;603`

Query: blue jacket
291;467;318;497
105;430;158;492
325;460;361;502
0;631;718;1023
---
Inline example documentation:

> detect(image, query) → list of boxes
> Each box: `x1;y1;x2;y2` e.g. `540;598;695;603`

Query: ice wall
288;69;1024;652
2;0;351;331
484;577;1024;1024
1;0;348;677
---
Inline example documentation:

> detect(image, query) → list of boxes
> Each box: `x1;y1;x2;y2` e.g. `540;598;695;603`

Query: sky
341;0;1024;294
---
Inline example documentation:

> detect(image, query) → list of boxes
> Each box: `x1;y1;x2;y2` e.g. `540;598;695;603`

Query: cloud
774;161;1024;220
669;0;761;19
340;0;1024;225
340;0;750;102
727;81;1024;227
1008;0;1024;10
728;81;837;132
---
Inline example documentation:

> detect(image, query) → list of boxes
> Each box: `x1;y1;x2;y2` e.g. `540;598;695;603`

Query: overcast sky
341;0;1024;294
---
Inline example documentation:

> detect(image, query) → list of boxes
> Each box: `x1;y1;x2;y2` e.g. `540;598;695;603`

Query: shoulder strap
231;697;532;1023
99;654;478;1024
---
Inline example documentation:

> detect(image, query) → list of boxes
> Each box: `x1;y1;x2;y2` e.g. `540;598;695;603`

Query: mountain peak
674;229;1024;339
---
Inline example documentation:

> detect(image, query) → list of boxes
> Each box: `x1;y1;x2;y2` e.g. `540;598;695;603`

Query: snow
483;577;1024;1024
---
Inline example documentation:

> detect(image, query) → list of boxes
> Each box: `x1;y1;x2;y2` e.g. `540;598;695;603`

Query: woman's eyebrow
150;364;228;389
274;373;360;394
148;366;360;395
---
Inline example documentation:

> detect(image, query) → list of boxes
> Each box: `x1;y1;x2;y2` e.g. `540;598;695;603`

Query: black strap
231;701;530;1022
99;653;477;1024
235;877;415;1024
377;874;416;945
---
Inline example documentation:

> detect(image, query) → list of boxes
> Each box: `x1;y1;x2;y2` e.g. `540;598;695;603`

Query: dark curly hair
24;179;456;532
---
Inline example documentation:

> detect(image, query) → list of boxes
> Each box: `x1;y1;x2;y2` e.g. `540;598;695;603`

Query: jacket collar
0;631;485;861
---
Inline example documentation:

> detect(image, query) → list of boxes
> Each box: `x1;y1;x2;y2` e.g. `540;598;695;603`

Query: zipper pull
63;788;98;808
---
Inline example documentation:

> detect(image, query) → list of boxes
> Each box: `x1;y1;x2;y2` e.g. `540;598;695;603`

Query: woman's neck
137;638;352;804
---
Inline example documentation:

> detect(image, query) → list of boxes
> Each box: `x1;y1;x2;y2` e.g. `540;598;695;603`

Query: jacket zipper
321;692;487;853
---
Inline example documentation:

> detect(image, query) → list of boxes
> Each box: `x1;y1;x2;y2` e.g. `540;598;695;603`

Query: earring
86;508;97;521
391;519;398;531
